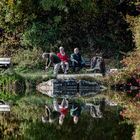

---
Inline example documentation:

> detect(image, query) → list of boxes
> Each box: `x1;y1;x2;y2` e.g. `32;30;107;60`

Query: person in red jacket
57;46;69;74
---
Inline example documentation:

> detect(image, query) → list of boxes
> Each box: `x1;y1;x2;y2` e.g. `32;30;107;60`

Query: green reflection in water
0;72;135;140
0;89;134;140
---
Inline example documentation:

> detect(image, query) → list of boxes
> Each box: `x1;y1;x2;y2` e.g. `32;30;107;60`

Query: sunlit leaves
7;0;14;7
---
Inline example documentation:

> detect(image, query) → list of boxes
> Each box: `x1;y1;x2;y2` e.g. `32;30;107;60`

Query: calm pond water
0;82;137;140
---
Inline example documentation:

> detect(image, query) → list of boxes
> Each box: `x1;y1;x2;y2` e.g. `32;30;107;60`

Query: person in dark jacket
70;48;85;72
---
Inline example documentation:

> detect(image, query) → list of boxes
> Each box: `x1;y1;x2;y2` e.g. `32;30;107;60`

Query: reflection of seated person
90;55;106;76
53;98;69;125
70;102;82;124
42;105;60;123
70;48;85;72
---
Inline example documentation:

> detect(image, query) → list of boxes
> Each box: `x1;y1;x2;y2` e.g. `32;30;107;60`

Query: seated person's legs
72;61;84;72
54;63;61;76
53;99;59;112
81;62;85;68
60;61;65;73
64;62;69;74
61;61;69;74
72;61;77;72
61;98;68;108
77;61;85;71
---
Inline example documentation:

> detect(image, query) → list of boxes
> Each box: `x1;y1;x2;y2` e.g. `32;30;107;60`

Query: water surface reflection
0;88;135;140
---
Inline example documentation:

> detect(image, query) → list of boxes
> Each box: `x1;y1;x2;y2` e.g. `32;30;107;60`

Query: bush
13;48;44;72
121;49;140;75
21;22;60;50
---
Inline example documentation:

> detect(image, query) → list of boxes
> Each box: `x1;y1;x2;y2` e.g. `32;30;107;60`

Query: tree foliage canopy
0;0;139;56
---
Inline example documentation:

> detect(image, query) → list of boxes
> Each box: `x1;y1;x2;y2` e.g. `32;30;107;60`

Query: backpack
91;56;102;70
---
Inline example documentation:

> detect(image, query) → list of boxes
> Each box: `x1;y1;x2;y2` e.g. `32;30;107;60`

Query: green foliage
41;0;66;11
0;94;134;140
134;124;140;140
13;48;44;71
0;71;25;95
0;0;136;59
109;92;140;140
126;15;140;49
21;22;59;49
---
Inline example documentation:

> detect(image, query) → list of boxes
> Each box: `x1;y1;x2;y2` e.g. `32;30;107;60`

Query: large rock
36;79;106;97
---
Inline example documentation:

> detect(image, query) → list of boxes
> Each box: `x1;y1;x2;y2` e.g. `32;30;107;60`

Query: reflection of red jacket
60;108;68;116
57;53;69;62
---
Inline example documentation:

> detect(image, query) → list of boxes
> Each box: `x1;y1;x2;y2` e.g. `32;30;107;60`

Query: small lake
0;78;136;140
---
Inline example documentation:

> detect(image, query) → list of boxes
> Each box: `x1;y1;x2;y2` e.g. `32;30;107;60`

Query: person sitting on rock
42;48;61;77
53;98;69;125
70;48;85;72
57;46;69;74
